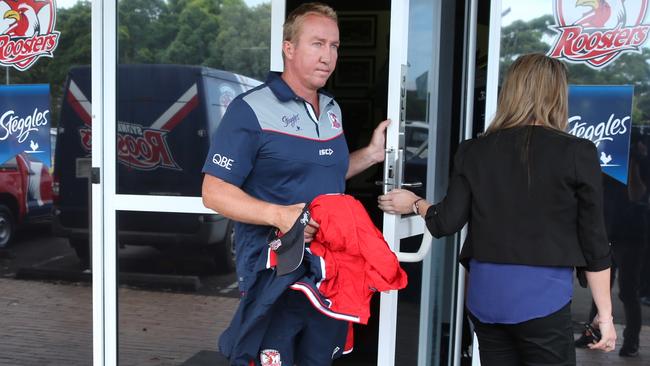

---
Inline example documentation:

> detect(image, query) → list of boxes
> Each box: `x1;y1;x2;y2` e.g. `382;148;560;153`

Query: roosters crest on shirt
0;0;60;71
548;0;650;69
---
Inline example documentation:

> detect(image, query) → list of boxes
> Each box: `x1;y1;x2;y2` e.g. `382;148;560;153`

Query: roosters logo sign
0;0;60;71
69;80;198;171
548;0;650;69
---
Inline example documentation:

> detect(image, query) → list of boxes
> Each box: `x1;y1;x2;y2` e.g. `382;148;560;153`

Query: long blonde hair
486;53;568;134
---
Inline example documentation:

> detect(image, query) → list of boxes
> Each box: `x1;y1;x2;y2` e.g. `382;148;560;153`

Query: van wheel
69;239;91;269
0;205;15;248
214;220;236;273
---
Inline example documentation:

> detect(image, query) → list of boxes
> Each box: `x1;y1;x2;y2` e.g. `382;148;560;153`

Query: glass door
93;1;274;365
93;0;475;364
379;0;480;365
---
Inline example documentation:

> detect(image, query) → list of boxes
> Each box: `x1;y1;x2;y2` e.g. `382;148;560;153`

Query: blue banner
567;85;633;185
0;84;51;167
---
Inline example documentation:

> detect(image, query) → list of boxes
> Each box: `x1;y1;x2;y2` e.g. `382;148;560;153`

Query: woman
378;53;616;365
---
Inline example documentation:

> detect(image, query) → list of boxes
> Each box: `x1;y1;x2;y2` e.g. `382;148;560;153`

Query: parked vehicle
52;64;261;270
0;153;53;247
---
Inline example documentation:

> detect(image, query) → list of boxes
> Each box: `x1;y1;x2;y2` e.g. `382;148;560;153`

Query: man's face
285;14;339;90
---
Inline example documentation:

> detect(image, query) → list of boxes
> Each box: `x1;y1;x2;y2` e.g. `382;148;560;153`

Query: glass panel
500;0;650;361
115;1;270;364
394;0;462;365
115;0;270;196
116;210;239;365
0;1;92;365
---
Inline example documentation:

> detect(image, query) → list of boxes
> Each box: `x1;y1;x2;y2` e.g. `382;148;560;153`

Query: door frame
91;0;474;364
91;1;235;365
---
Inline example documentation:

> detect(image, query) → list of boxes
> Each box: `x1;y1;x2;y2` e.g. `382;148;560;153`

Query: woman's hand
588;314;617;352
378;189;421;215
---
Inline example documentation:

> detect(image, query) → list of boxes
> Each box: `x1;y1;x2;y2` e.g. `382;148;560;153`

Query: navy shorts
258;290;348;366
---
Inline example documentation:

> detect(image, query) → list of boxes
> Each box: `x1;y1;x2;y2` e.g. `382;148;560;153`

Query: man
201;3;389;365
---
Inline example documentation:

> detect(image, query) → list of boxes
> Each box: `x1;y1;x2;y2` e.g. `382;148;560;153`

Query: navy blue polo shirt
202;72;350;291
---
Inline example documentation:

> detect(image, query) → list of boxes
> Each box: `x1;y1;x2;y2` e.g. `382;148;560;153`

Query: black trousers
470;302;575;366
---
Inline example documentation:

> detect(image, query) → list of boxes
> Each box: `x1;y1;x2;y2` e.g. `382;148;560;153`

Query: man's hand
276;203;306;233
347;119;391;179
275;203;319;242
368;119;391;164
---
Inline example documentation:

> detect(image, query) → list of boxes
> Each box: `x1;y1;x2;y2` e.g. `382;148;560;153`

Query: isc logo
319;148;333;156
212;153;234;170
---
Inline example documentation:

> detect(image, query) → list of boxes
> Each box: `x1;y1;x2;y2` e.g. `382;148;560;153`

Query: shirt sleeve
574;139;612;271
424;140;472;237
202;97;261;187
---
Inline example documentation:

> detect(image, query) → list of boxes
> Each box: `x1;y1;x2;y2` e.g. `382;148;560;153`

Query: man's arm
202;174;306;234
346;119;390;179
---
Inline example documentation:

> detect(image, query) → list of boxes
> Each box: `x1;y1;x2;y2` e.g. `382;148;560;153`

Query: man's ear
282;40;294;60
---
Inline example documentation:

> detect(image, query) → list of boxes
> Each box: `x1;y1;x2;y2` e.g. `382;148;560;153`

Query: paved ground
1;277;649;366
0;278;238;366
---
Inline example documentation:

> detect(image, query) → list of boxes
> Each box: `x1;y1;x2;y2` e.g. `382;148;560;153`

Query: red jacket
305;194;408;324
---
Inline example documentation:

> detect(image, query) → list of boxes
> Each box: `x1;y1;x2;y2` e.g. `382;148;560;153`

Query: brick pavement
1;278;649;365
0;279;237;366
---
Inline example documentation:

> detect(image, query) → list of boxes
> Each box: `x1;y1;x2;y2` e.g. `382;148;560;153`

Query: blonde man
203;3;389;365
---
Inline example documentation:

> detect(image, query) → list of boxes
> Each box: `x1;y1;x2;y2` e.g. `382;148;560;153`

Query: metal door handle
396;229;432;262
401;182;423;188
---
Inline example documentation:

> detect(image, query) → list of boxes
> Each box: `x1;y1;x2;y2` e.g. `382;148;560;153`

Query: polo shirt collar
266;72;334;106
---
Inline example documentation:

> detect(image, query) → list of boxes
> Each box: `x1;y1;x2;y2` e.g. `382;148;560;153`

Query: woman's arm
586;269;616;352
377;141;472;237
574;140;615;352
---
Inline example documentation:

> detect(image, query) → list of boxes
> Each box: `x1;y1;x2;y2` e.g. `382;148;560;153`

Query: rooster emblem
0;0;59;71
575;0;626;28
549;0;650;69
600;151;613;165
0;0;52;37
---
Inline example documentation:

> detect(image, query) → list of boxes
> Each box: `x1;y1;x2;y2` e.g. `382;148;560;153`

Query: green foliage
206;0;271;80
500;15;650;124
8;0;272;126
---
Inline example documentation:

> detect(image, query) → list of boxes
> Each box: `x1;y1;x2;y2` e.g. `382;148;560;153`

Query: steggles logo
0;0;60;71
548;0;650;69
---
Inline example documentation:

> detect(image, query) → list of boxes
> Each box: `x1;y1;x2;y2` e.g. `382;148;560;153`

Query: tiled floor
1;277;649;365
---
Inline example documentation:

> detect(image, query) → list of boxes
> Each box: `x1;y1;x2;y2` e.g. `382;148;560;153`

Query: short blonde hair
283;3;338;43
486;53;568;134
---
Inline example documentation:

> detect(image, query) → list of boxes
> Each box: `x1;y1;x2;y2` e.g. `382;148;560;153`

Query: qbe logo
548;0;650;69
212;153;234;170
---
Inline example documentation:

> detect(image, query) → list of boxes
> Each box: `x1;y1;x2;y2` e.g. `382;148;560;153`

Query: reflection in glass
0;1;92;365
115;1;271;365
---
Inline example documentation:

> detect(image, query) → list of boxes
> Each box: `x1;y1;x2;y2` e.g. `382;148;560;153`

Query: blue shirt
466;259;573;324
202;72;350;291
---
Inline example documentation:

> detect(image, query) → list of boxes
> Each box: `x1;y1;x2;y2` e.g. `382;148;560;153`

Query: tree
161;0;220;65
206;0;271;80
118;0;171;63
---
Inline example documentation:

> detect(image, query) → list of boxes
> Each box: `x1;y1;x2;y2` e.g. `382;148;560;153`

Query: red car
0;153;53;247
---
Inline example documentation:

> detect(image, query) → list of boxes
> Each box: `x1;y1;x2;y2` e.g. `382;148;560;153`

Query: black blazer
425;126;611;272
